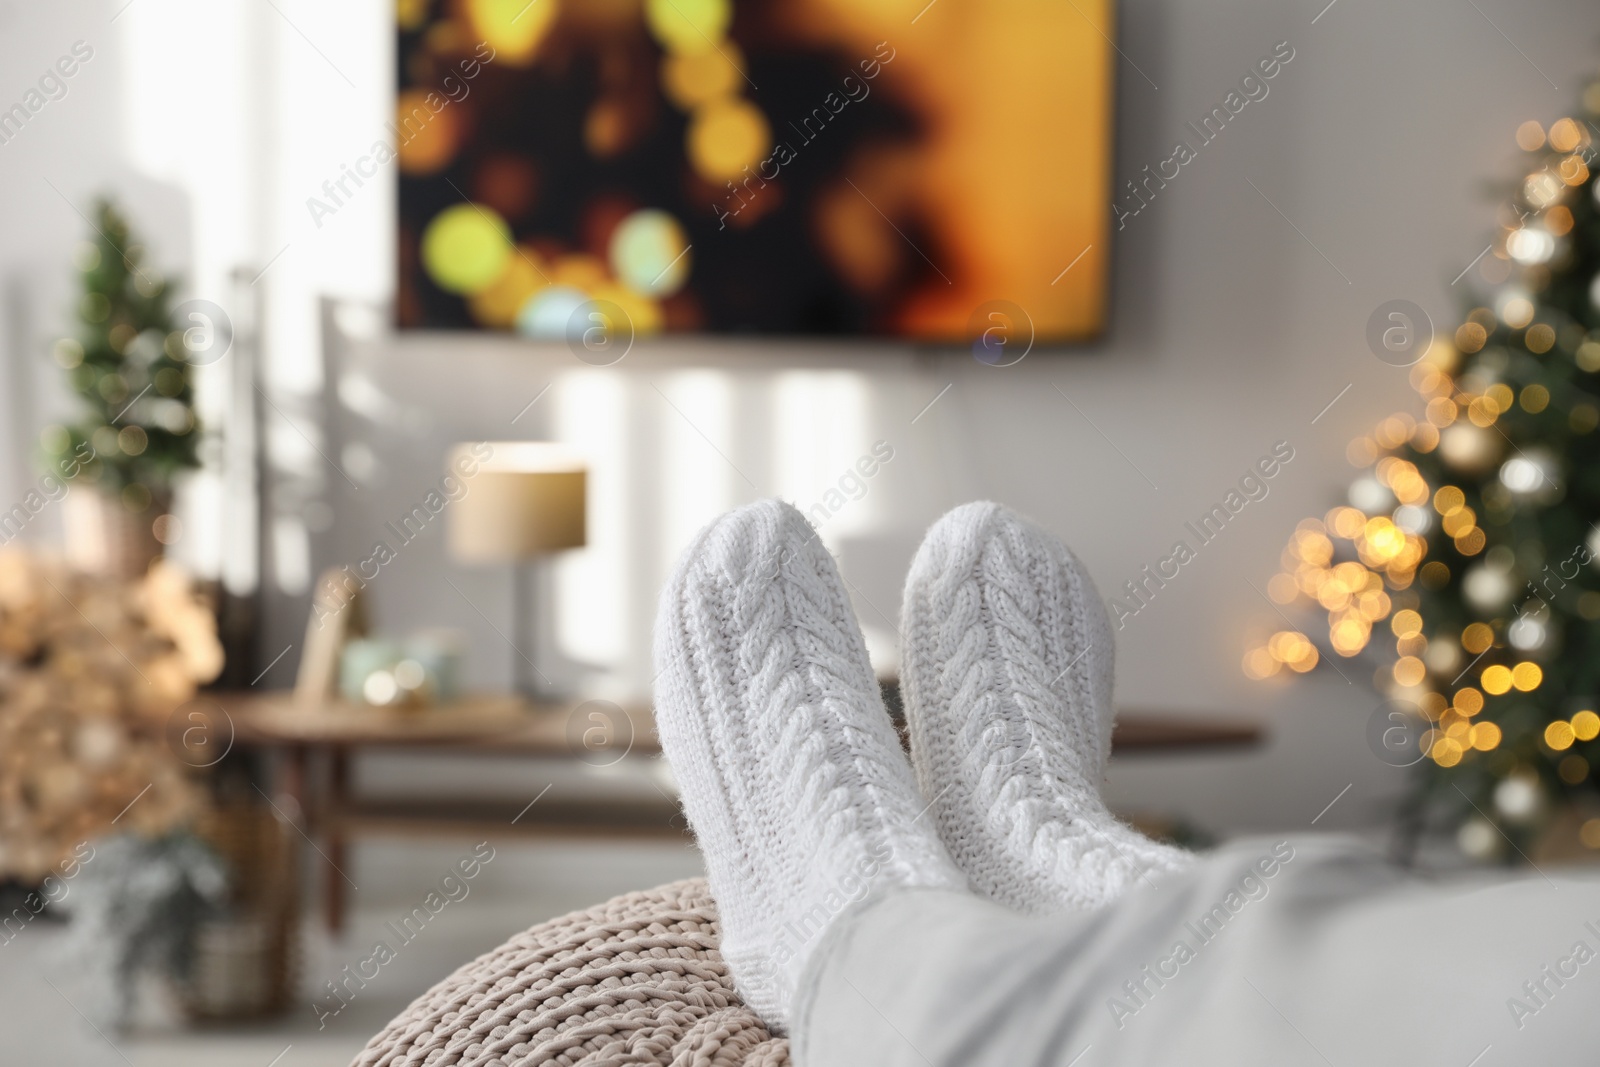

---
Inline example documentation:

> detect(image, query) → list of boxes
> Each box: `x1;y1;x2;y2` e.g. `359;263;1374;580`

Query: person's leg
901;502;1190;915
654;501;1598;1066
796;834;1600;1067
653;499;967;1031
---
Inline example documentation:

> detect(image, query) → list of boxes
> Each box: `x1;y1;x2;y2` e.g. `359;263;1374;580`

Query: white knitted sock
901;501;1192;916
653;499;966;1031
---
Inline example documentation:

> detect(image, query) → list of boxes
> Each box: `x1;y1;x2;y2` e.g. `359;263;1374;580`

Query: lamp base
511;560;555;703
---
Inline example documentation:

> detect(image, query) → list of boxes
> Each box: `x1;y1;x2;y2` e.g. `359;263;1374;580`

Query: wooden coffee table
213;691;1260;932
219;692;671;932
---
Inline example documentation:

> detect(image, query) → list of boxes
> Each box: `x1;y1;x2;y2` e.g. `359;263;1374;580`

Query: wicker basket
183;803;300;1021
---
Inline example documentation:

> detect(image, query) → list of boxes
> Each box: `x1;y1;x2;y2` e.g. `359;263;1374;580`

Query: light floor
0;838;706;1066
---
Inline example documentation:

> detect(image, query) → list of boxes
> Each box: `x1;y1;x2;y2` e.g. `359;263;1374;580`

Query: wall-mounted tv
395;0;1114;344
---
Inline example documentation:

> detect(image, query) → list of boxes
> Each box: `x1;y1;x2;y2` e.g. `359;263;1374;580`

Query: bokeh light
663;45;745;109
421;204;514;294
1515;120;1545;151
688;97;770;181
644;0;732;54
609;209;692;296
516;285;589;337
1470;721;1501;751
1241;646;1278;680
468;254;547;328
591;283;664;337
1500;294;1536;328
552;254;609;292
1545;720;1576;750
1393;655;1426;687
1248;101;1600;818
1511;661;1543;692
1481;664;1513;695
397;0;431;31
466;0;559;65
1461;622;1494;654
396;90;462;174
1549;117;1584;152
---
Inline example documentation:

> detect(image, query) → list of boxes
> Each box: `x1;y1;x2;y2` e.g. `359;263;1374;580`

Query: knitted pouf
351;878;790;1067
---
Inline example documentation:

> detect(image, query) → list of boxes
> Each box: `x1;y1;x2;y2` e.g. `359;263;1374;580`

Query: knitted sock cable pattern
351;879;790;1067
901;502;1192;916
653;499;964;1031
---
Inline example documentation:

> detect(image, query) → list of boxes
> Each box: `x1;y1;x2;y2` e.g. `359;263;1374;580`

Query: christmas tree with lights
47;199;201;515
1248;94;1600;863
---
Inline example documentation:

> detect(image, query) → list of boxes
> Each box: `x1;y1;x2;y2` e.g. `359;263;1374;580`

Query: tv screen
394;0;1114;345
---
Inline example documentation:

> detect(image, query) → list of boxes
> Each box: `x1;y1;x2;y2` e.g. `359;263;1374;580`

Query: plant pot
62;486;170;581
182;803;300;1021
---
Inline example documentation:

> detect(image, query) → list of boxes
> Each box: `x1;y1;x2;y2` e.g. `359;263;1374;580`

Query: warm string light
1245;405;1523;764
1247;112;1599;782
1543;710;1600;752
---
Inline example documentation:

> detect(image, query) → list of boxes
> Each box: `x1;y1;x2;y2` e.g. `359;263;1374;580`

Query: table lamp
447;442;586;700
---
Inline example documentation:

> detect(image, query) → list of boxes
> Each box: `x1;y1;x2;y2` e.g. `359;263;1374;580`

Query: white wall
3;0;1598;836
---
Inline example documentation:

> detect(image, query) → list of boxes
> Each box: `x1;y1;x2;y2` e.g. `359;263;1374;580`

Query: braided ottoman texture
352;878;790;1067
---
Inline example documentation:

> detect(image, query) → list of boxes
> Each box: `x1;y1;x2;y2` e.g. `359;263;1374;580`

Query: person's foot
900;501;1191;915
653;499;965;1031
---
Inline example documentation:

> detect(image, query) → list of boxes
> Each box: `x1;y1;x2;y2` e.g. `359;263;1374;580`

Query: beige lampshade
447;442;587;563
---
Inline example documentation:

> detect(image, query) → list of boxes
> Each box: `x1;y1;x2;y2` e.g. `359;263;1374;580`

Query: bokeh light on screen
397;0;1114;339
469;254;547;327
518;285;589;337
552;254;609;292
593;283;664;336
421;204;513;294
396;90;462;174
662;45;745;109
610;210;691;296
397;0;430;32
688;98;770;181
644;0;732;54
466;0;558;65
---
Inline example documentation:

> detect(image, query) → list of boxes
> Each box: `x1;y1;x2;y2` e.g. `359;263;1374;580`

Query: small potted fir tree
48;199;202;578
